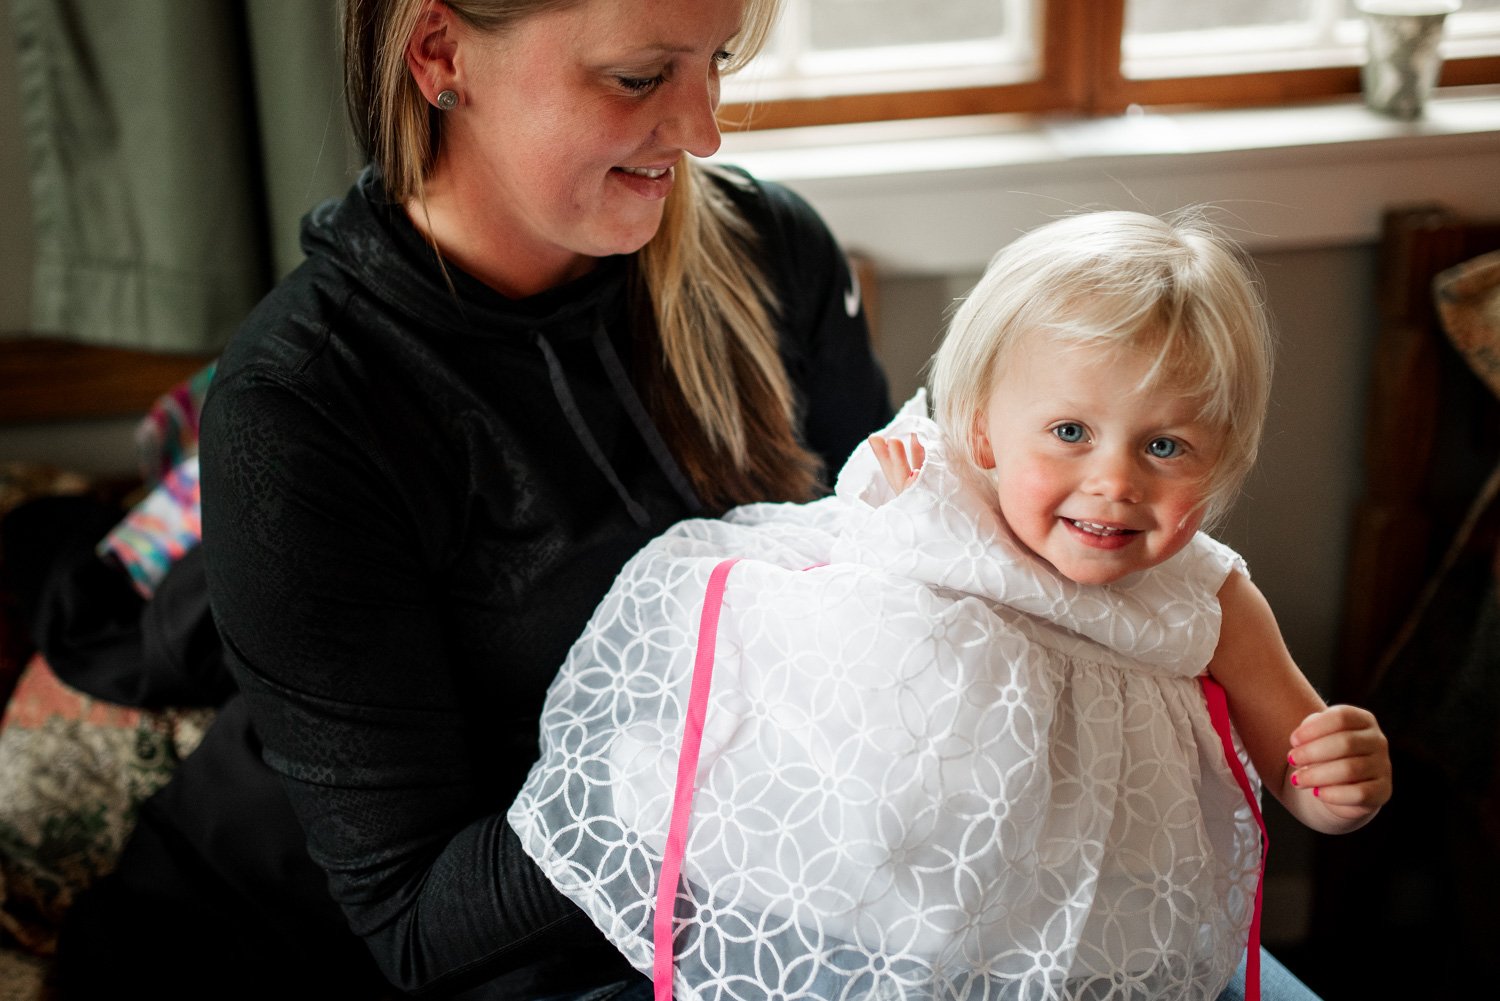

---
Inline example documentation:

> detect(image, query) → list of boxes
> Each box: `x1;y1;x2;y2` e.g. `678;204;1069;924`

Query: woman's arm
200;368;605;994
1207;569;1391;834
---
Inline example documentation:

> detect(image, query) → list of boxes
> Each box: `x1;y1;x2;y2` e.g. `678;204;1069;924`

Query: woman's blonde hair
928;209;1274;527
342;0;820;510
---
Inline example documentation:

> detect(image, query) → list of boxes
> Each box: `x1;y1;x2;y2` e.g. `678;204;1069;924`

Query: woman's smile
610;163;676;198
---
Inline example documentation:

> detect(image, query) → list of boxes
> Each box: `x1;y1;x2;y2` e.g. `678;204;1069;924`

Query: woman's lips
611;164;675;198
617;165;669;179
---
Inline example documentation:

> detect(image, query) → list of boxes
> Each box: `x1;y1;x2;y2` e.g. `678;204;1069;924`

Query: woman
52;1;883;999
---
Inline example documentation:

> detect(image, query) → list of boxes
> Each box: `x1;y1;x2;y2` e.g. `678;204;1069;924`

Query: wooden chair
1300;204;1500;1000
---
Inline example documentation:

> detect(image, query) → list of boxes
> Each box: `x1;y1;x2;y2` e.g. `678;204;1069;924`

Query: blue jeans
1217;947;1322;1001
538;947;1321;1001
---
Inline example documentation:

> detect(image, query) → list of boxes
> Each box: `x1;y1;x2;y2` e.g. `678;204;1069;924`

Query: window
730;0;1037;101
720;0;1500;129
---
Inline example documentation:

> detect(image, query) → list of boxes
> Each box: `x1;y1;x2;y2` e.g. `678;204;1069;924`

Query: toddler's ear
973;418;996;469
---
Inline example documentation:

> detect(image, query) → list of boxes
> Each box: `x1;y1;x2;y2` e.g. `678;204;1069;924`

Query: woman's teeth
618;166;668;179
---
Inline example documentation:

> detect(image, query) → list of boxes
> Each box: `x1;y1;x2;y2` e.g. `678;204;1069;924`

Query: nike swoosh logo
844;263;862;318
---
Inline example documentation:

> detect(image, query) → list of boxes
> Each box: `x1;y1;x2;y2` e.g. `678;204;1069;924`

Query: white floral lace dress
509;396;1264;1001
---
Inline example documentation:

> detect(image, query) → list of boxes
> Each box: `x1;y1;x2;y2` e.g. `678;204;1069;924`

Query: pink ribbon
1201;673;1269;1001
652;557;739;1001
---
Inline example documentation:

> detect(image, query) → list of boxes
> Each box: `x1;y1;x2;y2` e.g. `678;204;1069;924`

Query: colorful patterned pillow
0;654;213;956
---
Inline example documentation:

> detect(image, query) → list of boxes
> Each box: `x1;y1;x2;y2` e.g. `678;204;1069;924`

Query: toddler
510;210;1391;1001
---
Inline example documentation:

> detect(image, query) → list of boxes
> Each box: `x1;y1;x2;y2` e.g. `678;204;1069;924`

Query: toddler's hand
1286;704;1391;825
869;433;926;494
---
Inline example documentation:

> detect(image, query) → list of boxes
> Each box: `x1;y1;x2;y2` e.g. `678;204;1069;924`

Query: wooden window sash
720;0;1500;130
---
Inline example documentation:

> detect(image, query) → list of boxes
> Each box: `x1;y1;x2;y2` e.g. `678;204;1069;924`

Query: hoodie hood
300;166;632;346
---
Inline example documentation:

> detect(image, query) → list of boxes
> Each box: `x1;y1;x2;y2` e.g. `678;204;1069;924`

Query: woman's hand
1286;704;1392;828
869;433;925;494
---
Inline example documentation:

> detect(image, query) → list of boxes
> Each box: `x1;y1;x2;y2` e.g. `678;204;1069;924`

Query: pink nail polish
1287;752;1296;767
1290;773;1299;787
1313;787;1321;798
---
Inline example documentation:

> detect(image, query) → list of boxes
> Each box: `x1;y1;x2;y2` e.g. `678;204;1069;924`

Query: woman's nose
661;70;723;158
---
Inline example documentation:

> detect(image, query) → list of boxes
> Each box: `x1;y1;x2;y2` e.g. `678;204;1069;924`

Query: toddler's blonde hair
928;209;1273;527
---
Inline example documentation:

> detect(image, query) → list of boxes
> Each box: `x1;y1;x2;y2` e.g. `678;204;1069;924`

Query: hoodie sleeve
199;360;633;997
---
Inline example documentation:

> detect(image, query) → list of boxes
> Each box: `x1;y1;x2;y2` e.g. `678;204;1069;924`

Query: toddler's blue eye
1147;437;1180;458
1053;423;1085;443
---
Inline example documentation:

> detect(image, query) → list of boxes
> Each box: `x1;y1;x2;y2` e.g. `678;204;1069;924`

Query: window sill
715;85;1500;273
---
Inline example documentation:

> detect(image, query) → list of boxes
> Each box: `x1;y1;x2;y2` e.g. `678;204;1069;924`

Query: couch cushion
0;654;212;955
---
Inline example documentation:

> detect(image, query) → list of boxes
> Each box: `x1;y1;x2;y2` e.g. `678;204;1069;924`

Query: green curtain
8;0;361;353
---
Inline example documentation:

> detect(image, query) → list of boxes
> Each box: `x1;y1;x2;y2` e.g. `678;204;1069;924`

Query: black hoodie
191;165;890;997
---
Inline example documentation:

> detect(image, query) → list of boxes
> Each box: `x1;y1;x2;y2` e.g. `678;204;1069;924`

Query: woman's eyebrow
624;42;713;56
617;25;743;58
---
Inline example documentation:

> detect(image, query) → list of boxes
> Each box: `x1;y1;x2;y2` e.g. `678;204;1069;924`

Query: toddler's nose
1083;449;1143;504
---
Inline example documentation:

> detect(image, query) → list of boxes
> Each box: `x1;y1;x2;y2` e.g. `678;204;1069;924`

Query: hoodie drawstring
532;324;703;528
589;323;703;517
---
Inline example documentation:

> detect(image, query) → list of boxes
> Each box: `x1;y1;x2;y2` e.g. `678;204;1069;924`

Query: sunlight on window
808;0;1007;49
724;0;1039;102
1129;0;1318;33
1124;0;1500;79
1445;0;1500;58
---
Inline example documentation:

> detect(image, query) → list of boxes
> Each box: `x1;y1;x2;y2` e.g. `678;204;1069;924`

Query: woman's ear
406;0;462;108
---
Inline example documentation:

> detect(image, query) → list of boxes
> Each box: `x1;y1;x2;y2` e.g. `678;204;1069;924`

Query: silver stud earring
436;89;458;110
